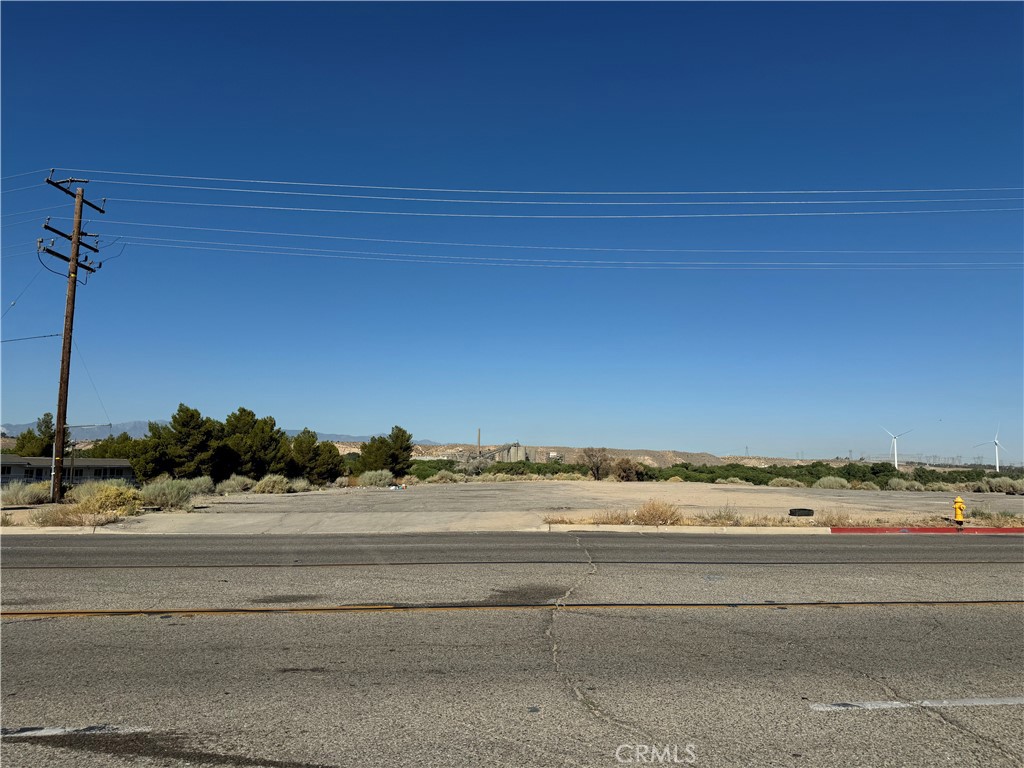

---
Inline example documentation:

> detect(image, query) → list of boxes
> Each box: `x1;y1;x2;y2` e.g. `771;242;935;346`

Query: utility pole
39;172;105;502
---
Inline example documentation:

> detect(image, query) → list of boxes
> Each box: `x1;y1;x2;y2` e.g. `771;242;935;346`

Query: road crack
542;535;655;740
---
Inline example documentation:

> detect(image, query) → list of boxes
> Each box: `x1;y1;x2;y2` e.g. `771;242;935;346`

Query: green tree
309;442;344;484
386;426;414;477
223;407;291;479
132;405;224;481
13;413;68;457
356;425;415;477
291;428;320;480
82;432;138;459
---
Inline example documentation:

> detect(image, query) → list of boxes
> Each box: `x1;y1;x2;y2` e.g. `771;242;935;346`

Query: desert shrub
552;472;587;481
924;482;955;492
401;475;420;485
1;512;16;526
904;480;925;492
666;476;683;483
252;474;292;494
593;509;632;525
886;478;910;491
632;499;681;526
33;485;142;526
31;507;103;526
66;479;131;503
75;485;142;516
983;477;1021;493
141;478;195;509
358;469;395;488
407;459;458;481
611;458;657;482
697;505;742;526
425;470;463;484
183;476;215;496
464;472;514;483
1;481;51;506
856;481;880;491
216;474;256;495
813;476;851;490
463;459;488;477
768;477;805;488
289;478;312;493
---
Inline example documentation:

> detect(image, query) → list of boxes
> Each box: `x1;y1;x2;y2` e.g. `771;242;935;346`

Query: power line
1;183;44;194
105;197;1024;220
101;235;1022;266
1;266;45;318
90;223;1022;254
1;168;50;181
1;205;67;218
105;239;1022;270
56;167;1024;196
3;215;61;228
82;179;1024;206
73;339;112;428
1;333;62;344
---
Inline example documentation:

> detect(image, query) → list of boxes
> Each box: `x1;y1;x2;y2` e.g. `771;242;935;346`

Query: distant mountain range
0;420;439;445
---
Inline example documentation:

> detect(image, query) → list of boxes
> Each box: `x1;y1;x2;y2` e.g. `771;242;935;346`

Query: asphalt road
2;534;1023;767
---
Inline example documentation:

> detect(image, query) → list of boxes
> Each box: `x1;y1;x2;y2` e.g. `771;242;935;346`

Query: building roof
0;454;133;468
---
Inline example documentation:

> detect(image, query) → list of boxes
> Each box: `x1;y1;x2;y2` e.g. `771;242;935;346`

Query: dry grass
31;484;142;527
543;501;938;529
1;512;17;526
633;499;682;525
31;507;122;527
969;510;1024;528
1;481;51;507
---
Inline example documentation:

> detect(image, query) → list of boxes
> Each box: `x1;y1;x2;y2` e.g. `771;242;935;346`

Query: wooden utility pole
40;173;105;502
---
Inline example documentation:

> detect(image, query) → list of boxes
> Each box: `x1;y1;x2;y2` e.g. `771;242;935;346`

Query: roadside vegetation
543;500;1024;529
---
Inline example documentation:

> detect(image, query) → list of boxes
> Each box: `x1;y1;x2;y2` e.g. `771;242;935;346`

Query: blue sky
2;2;1022;463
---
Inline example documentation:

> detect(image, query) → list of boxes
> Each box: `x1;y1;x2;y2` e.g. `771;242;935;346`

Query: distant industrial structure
414;442;562;465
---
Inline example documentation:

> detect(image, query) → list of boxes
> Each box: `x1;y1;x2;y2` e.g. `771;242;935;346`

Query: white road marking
1;725;150;738
812;696;1024;712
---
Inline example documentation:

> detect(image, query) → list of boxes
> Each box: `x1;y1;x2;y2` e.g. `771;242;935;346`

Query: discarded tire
789;508;814;517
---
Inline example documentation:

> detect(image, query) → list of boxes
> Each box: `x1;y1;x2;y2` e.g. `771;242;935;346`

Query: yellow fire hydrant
953;496;965;531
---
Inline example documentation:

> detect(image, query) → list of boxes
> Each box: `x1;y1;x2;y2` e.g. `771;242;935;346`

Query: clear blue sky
2;2;1022;463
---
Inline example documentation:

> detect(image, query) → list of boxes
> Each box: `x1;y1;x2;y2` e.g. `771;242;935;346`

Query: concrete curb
545;524;831;534
1;527;135;535
830;527;1024;535
2;524;1021;536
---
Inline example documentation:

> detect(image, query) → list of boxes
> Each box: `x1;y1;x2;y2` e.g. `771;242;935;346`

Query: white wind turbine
883;427;912;470
974;427;1002;472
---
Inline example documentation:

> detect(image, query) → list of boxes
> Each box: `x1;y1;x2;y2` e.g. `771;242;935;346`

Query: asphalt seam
4;560;1021;570
4;600;1021;620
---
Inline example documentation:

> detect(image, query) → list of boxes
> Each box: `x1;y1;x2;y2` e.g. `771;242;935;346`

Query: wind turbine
974;427;1002;472
883;427;912;470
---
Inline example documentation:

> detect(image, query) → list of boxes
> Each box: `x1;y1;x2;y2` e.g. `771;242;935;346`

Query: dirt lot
4;480;1016;534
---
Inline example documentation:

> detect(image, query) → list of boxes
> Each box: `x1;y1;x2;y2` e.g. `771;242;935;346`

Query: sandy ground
3;480;1022;533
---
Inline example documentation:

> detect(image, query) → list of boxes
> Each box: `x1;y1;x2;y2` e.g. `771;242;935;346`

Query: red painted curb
829;527;1024;535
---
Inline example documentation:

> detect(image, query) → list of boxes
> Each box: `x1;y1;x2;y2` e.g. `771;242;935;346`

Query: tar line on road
3;559;1021;570
4;599;1022;621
